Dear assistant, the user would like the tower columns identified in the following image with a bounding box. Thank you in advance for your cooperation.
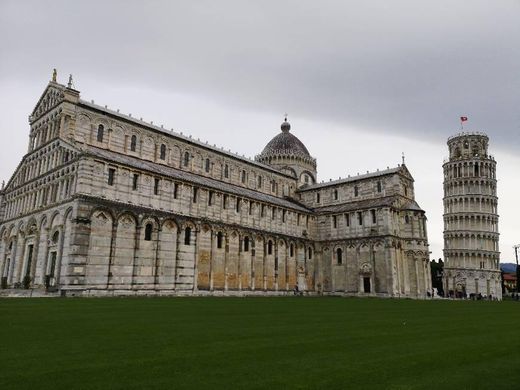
[442,132,501,300]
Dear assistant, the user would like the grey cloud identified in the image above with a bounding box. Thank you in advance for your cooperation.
[1,0,519,149]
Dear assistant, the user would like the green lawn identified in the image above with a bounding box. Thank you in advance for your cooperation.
[1,297,518,390]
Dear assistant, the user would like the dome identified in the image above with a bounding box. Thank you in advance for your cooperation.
[260,120,310,157]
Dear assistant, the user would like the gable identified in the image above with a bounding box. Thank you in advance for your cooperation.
[30,83,66,123]
[398,165,414,181]
[3,139,80,193]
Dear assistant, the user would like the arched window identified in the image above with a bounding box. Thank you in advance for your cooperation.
[308,247,313,259]
[217,232,223,249]
[243,236,249,252]
[354,186,359,197]
[52,231,59,244]
[144,223,153,241]
[316,193,320,203]
[241,170,247,184]
[267,240,273,255]
[336,248,343,265]
[405,215,410,224]
[97,125,104,142]
[290,244,294,257]
[257,175,262,188]
[130,135,137,152]
[205,158,210,173]
[183,152,190,167]
[160,144,166,160]
[184,227,192,245]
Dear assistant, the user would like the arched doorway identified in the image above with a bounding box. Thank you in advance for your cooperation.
[360,263,372,294]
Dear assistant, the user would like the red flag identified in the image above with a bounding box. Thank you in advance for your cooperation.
[460,116,468,122]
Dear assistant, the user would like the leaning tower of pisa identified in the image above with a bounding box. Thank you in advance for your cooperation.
[442,132,501,299]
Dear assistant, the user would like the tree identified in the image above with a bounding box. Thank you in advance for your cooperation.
[430,258,444,296]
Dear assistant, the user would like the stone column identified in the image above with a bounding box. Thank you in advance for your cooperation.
[14,235,25,284]
[274,241,279,291]
[224,233,229,291]
[237,234,242,291]
[153,225,162,289]
[192,225,200,293]
[106,219,118,289]
[395,246,402,296]
[262,239,267,291]
[209,230,214,291]
[251,239,256,291]
[131,224,142,289]
[285,244,289,291]
[413,257,420,297]
[54,226,67,288]
[40,227,51,285]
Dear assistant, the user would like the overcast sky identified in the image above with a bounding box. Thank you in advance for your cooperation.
[1,0,519,261]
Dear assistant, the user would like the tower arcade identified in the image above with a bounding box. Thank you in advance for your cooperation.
[442,132,501,299]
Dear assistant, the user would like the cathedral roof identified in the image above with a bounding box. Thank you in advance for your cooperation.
[298,165,414,192]
[81,145,313,213]
[313,196,396,214]
[313,196,424,214]
[259,120,311,158]
[402,199,424,212]
[77,99,296,179]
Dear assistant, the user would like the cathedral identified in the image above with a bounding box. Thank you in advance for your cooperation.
[0,73,432,297]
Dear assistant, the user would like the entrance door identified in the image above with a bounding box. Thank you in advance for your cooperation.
[49,252,57,287]
[25,244,34,278]
[1,258,9,288]
[363,277,371,293]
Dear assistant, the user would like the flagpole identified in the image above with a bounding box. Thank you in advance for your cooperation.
[460,116,467,131]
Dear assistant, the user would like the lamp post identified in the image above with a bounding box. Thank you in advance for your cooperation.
[515,245,520,293]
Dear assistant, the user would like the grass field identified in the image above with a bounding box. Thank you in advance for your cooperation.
[1,297,519,390]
